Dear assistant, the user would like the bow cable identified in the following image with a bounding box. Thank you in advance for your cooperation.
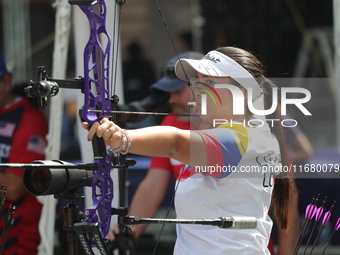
[111,1,125,99]
[150,1,202,254]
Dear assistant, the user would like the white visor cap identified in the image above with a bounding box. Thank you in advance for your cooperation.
[174,50,262,102]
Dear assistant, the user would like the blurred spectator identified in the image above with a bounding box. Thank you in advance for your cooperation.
[175,31,193,52]
[60,90,81,161]
[123,41,156,104]
[0,55,48,254]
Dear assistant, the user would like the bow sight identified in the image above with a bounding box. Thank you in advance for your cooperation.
[25,66,84,111]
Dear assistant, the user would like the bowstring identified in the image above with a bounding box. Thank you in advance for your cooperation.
[151,1,200,254]
[109,2,131,254]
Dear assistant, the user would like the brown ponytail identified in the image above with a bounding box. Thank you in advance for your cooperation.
[263,79,293,230]
[216,46,292,230]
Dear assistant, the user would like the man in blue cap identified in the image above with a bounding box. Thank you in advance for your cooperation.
[150,51,204,121]
[0,55,48,255]
[107,51,204,241]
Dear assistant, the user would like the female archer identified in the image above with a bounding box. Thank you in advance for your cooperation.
[83,46,292,254]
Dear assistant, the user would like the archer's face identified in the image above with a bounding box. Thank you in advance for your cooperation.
[193,73,247,125]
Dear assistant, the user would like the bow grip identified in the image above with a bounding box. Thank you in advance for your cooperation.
[80,107,107,160]
[92,134,107,160]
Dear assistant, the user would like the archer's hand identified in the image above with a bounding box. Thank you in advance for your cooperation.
[82,117,125,149]
[106,224,120,241]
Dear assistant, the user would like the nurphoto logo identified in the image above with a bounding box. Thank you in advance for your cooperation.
[200,85,311,116]
[197,83,311,128]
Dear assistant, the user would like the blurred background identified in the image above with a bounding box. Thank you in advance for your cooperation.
[0,0,338,254]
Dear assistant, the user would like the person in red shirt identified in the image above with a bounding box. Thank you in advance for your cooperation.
[0,55,48,255]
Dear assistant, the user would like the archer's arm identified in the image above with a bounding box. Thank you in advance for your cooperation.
[83,118,207,167]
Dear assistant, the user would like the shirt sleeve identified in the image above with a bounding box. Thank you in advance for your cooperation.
[149,157,172,170]
[195,124,248,178]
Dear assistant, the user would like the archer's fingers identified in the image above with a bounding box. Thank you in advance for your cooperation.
[87,118,118,142]
[100,121,125,149]
[86,121,101,141]
[96,119,113,138]
[105,229,116,241]
[81,122,89,130]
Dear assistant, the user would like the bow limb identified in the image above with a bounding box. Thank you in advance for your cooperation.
[79,1,111,124]
[72,0,114,238]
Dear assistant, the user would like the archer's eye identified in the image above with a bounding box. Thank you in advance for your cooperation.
[206,79,215,86]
